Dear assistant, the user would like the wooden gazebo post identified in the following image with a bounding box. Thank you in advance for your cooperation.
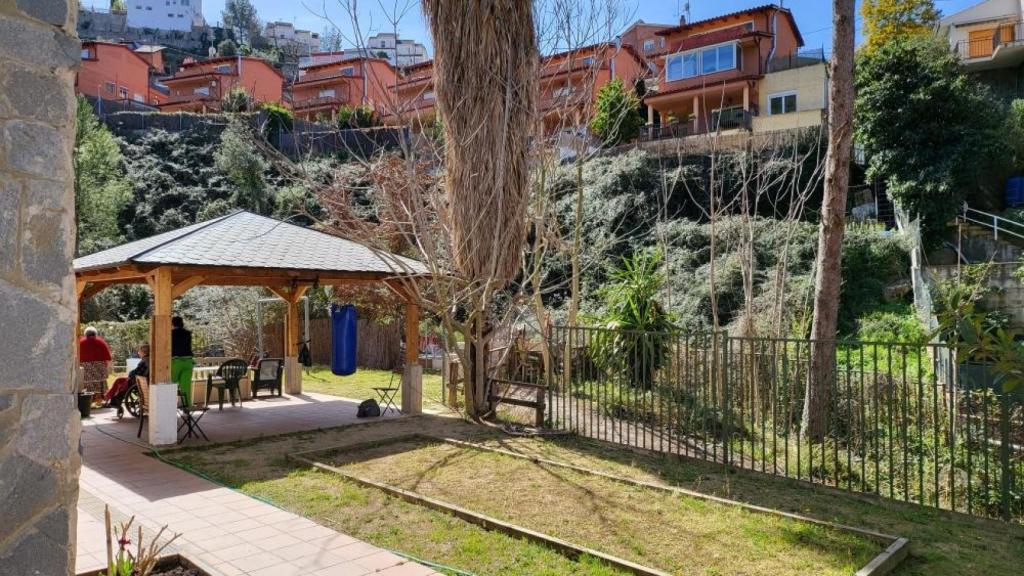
[402,299,422,414]
[268,284,309,395]
[147,266,178,445]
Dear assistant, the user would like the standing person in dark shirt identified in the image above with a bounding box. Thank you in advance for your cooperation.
[171,316,194,404]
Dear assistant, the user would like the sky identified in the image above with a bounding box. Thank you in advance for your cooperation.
[199,0,990,55]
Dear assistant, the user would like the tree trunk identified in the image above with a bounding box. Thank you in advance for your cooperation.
[804,0,855,442]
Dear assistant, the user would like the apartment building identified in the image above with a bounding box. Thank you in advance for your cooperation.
[939,0,1024,101]
[127,0,204,32]
[365,33,429,66]
[290,58,397,121]
[642,4,827,140]
[160,56,285,112]
[538,42,648,134]
[76,41,166,105]
[382,60,435,129]
[266,22,322,55]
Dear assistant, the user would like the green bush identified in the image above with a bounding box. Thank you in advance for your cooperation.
[589,78,644,146]
[588,249,676,388]
[335,105,378,129]
[260,102,293,140]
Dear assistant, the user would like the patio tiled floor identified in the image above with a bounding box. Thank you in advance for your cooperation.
[75,392,439,576]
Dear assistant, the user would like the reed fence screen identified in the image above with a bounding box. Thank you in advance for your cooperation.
[547,325,1024,522]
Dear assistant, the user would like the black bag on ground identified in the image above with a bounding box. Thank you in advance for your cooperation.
[357,399,381,418]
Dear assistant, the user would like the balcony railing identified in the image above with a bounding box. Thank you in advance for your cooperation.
[767,48,826,73]
[296,69,358,84]
[292,95,348,110]
[955,21,1024,60]
[639,109,753,141]
[162,92,219,106]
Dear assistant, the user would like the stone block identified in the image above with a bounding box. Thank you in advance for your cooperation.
[16,0,69,27]
[0,505,72,576]
[22,201,71,291]
[0,280,75,393]
[0,64,75,126]
[16,394,75,463]
[1,121,71,181]
[0,453,59,542]
[0,13,79,70]
[0,177,19,275]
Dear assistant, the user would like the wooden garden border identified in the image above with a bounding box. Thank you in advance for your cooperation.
[288,433,910,576]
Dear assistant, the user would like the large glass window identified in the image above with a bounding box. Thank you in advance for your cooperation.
[666,43,736,81]
[665,52,698,81]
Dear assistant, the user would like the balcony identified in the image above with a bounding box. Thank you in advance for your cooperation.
[292,95,348,111]
[295,68,358,85]
[639,108,753,141]
[955,21,1024,70]
[161,92,220,107]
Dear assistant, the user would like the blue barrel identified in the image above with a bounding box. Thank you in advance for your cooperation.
[1006,177,1024,207]
[330,304,358,376]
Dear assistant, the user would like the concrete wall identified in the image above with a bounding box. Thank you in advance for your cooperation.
[752,61,827,132]
[0,0,82,574]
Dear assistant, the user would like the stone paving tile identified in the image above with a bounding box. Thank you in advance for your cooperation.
[75,393,428,576]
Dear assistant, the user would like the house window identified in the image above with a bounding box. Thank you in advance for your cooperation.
[643,39,655,52]
[341,67,355,76]
[181,0,189,5]
[318,88,336,98]
[104,81,115,93]
[665,51,698,81]
[215,64,232,73]
[552,85,574,97]
[701,44,736,75]
[665,42,736,82]
[118,87,129,99]
[193,86,209,95]
[423,90,435,101]
[582,56,595,66]
[768,91,798,115]
[81,48,93,59]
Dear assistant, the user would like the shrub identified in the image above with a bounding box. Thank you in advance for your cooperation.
[588,249,676,388]
[259,102,293,140]
[220,88,252,113]
[335,105,377,129]
[589,78,644,146]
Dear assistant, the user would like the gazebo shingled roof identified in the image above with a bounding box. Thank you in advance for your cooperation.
[74,210,427,276]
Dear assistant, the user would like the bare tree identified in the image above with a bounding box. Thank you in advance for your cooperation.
[805,0,856,441]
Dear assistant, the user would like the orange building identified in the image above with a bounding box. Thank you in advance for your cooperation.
[160,56,285,113]
[642,4,805,137]
[76,41,162,105]
[619,20,674,58]
[290,58,397,121]
[382,60,435,129]
[538,42,648,134]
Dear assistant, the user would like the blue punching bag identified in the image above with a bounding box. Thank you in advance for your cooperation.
[330,304,358,376]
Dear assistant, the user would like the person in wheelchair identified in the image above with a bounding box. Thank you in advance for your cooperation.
[107,343,149,418]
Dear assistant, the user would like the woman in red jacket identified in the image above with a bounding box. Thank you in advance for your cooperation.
[79,326,112,401]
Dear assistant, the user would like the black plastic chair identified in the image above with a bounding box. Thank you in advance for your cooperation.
[205,359,248,411]
[251,358,284,399]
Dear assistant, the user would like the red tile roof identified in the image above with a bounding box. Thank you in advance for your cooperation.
[655,4,804,47]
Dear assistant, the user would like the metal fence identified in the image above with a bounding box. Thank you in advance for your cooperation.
[547,325,1024,522]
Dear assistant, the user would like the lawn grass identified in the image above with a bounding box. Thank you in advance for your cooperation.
[162,414,1024,576]
[301,366,449,411]
[317,438,881,575]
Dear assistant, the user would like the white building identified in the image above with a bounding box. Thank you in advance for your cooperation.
[365,33,428,66]
[939,0,1024,70]
[126,0,204,32]
[266,22,322,55]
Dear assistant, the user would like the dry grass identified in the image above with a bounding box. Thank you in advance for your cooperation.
[318,438,880,576]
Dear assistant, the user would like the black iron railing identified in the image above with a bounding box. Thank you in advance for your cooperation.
[546,325,1024,523]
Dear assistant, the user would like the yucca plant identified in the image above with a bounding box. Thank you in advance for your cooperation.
[590,249,676,389]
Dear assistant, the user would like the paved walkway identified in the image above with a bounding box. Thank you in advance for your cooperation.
[76,392,440,576]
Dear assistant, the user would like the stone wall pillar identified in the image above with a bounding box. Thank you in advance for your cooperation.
[0,1,82,575]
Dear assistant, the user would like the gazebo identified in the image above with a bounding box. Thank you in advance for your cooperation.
[74,210,428,444]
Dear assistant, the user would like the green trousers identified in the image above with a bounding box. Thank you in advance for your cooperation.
[171,357,194,405]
